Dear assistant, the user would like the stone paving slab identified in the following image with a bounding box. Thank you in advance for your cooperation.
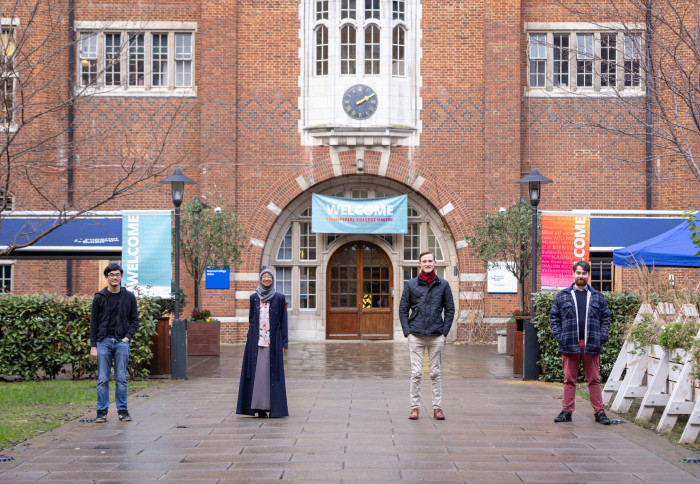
[1,342,700,482]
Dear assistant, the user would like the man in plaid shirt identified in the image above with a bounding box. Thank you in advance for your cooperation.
[550,260,612,424]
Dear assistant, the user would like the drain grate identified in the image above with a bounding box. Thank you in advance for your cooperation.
[0,455,15,462]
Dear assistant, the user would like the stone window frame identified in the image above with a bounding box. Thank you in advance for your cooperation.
[525,22,645,97]
[75,21,197,97]
[262,177,457,321]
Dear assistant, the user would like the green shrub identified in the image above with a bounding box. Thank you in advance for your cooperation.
[657,319,699,351]
[534,291,641,383]
[628,314,661,353]
[0,293,161,380]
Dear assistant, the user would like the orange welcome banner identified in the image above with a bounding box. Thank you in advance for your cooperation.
[541,215,590,289]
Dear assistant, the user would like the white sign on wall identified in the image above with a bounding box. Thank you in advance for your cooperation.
[487,261,518,294]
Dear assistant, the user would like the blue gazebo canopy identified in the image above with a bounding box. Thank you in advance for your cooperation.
[613,220,700,267]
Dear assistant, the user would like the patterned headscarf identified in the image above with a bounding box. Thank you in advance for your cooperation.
[255,269,276,302]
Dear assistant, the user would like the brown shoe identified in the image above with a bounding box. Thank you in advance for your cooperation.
[434,408,445,420]
[408,408,419,420]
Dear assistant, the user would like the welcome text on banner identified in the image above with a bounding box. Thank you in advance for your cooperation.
[312,194,408,234]
[122,210,172,298]
[541,215,590,289]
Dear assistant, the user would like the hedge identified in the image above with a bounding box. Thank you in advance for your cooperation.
[533,291,642,383]
[0,294,161,380]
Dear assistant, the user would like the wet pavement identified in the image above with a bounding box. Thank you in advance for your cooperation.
[1,341,700,483]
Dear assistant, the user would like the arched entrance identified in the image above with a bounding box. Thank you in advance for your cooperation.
[326,242,393,339]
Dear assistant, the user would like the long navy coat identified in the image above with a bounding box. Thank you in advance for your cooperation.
[236,292,289,417]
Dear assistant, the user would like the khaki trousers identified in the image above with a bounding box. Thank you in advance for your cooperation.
[408,334,445,409]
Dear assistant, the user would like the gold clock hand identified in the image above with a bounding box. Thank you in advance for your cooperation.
[356,92,376,105]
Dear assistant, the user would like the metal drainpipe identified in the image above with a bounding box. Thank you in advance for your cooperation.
[645,0,653,210]
[66,0,75,295]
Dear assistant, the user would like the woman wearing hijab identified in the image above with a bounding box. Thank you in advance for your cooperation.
[236,269,289,418]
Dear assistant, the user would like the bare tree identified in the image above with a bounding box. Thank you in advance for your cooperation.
[531,1,700,187]
[0,1,197,256]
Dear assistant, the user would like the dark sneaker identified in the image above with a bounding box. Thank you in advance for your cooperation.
[95,412,107,423]
[554,410,572,423]
[118,411,132,421]
[595,411,611,425]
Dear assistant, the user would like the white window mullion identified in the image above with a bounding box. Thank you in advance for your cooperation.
[167,32,174,90]
[145,33,153,90]
[593,32,601,91]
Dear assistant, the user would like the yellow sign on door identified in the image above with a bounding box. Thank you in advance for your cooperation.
[362,294,372,309]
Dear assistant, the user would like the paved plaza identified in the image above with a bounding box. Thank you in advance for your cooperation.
[1,342,700,482]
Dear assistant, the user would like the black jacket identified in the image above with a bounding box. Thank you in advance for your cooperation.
[399,276,455,337]
[89,287,139,347]
[236,292,289,418]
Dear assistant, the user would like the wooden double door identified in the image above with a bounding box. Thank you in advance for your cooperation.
[326,242,393,339]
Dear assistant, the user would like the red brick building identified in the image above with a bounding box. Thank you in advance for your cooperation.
[2,1,698,342]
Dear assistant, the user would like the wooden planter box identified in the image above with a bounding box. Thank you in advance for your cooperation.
[187,320,221,356]
[147,316,171,375]
[512,315,529,376]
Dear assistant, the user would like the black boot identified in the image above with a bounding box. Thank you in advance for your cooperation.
[554,410,572,422]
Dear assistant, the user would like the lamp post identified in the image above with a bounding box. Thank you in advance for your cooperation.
[161,168,195,380]
[517,168,553,381]
[192,196,209,311]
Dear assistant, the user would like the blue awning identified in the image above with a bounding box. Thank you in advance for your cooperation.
[590,217,682,250]
[613,221,700,267]
[0,217,121,253]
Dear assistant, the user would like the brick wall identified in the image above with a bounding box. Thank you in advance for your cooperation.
[5,1,699,344]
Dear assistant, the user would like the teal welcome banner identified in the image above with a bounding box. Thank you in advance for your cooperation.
[312,194,408,234]
[122,210,172,298]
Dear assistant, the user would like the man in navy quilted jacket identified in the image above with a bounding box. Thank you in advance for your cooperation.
[399,251,455,421]
[550,260,612,424]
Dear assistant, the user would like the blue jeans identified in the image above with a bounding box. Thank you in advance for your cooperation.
[96,338,130,413]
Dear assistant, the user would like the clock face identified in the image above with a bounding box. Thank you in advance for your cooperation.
[342,84,378,120]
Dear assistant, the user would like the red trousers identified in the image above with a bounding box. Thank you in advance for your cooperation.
[561,340,604,414]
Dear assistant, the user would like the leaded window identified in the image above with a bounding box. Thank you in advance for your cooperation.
[341,25,357,75]
[175,33,192,87]
[553,33,569,87]
[393,0,405,21]
[315,26,328,76]
[104,33,121,87]
[299,222,317,260]
[128,34,145,86]
[77,27,194,93]
[601,33,616,87]
[365,0,380,20]
[365,24,380,75]
[427,225,444,261]
[299,267,317,309]
[392,26,405,76]
[624,34,642,87]
[277,226,293,260]
[316,0,329,20]
[0,264,11,292]
[79,32,98,87]
[576,33,593,87]
[152,33,168,87]
[403,222,420,261]
[529,33,546,88]
[341,0,356,20]
[275,267,292,308]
